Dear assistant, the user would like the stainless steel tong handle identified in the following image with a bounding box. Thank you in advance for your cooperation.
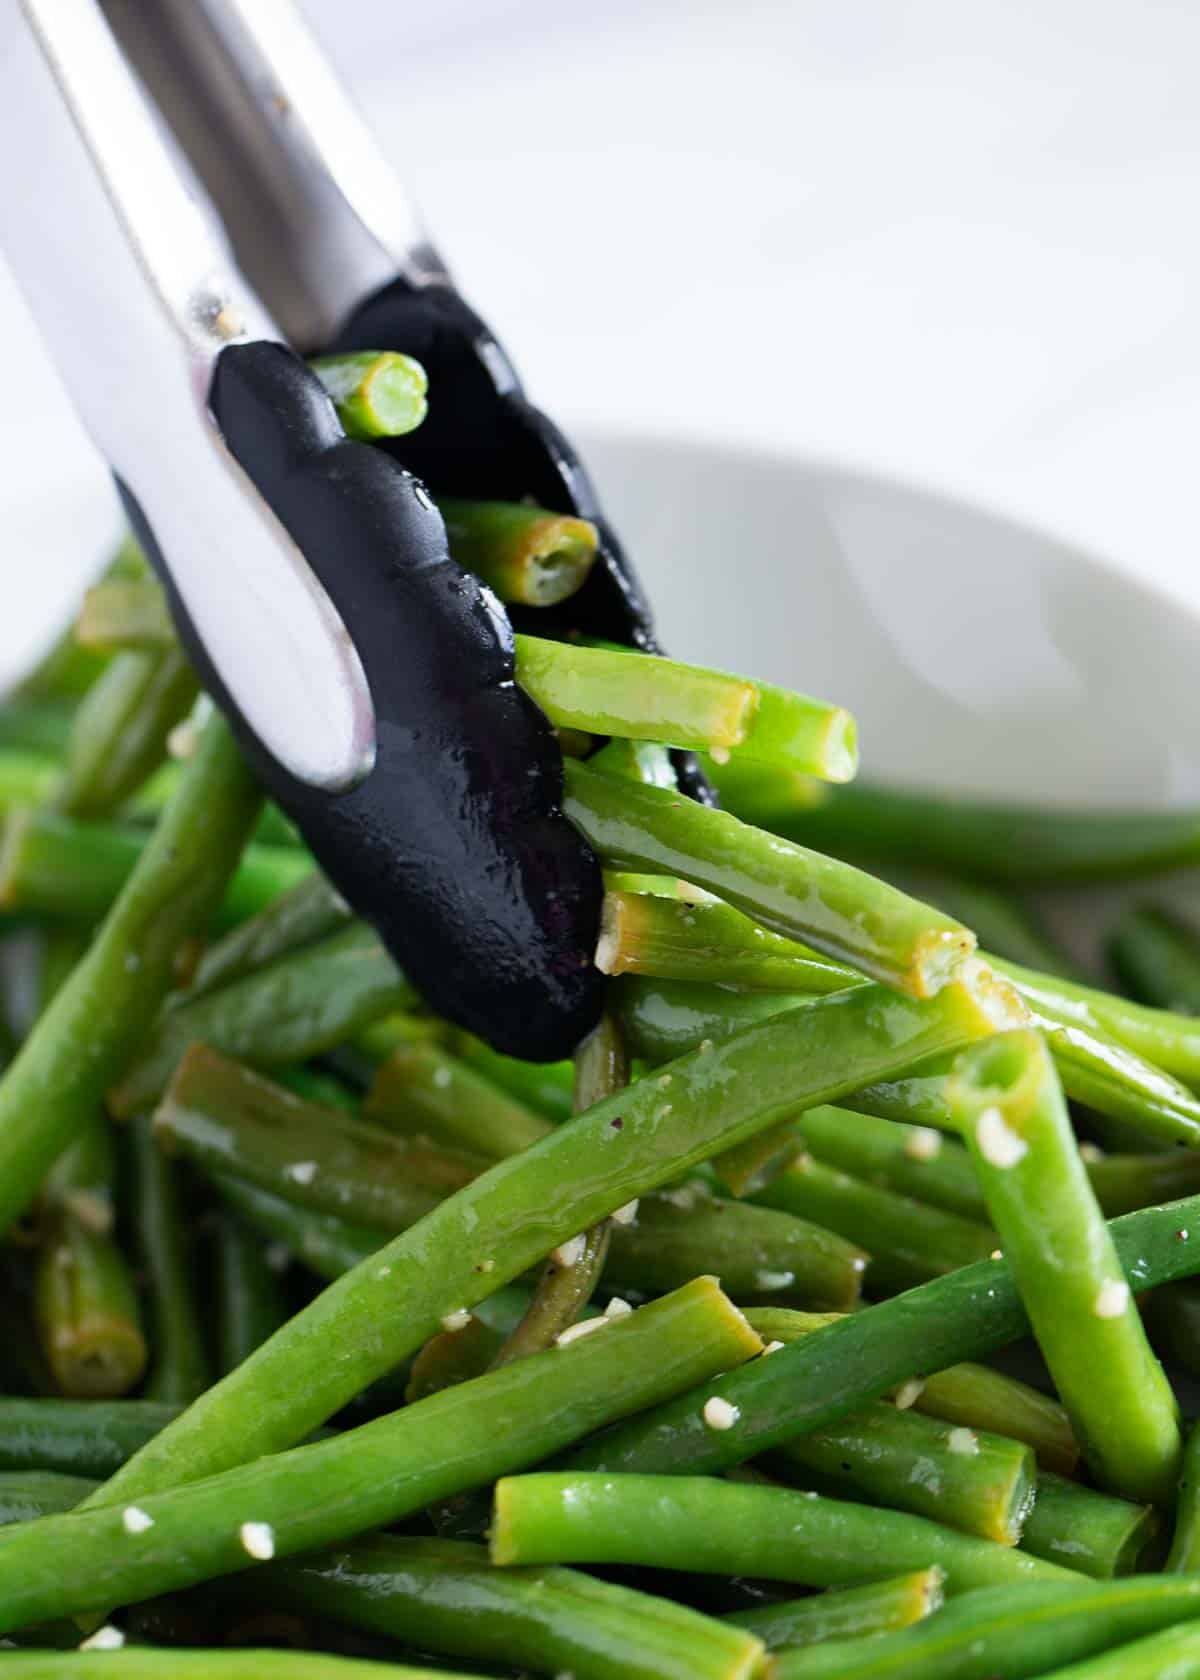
[1,0,376,791]
[101,0,451,351]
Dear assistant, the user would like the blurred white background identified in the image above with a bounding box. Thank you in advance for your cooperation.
[2,0,1198,674]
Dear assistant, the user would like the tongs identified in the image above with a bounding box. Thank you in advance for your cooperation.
[0,0,705,1060]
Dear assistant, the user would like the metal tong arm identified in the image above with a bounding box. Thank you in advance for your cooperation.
[101,0,449,352]
[2,0,375,792]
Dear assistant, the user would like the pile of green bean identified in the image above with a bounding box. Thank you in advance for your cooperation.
[6,363,1200,1676]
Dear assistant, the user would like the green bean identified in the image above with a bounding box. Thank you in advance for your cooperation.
[403,1293,536,1405]
[34,1206,145,1398]
[794,1105,986,1220]
[776,780,1200,882]
[1109,905,1200,1013]
[517,637,857,779]
[769,1401,1036,1543]
[0,700,73,758]
[87,972,1010,1509]
[0,716,261,1236]
[771,1576,1200,1680]
[489,1473,1070,1592]
[489,1015,627,1368]
[609,1183,868,1310]
[271,1065,359,1113]
[698,753,833,825]
[994,956,1200,1087]
[110,925,414,1118]
[212,1175,380,1282]
[447,1032,575,1121]
[614,901,1200,1145]
[155,1045,478,1230]
[32,925,146,1400]
[557,1193,1200,1482]
[957,1032,1180,1504]
[636,968,1200,1149]
[915,1367,1079,1476]
[711,1117,806,1198]
[0,1399,179,1478]
[309,349,428,439]
[0,1656,476,1679]
[1025,1472,1160,1578]
[255,1534,765,1680]
[124,763,301,851]
[754,1154,997,1295]
[588,736,678,788]
[861,1024,1200,1156]
[725,1568,945,1649]
[0,747,61,811]
[437,497,599,608]
[127,1117,209,1406]
[0,1259,57,1399]
[1035,1621,1200,1678]
[1087,1151,1200,1216]
[182,873,353,1002]
[743,1305,1080,1474]
[0,1280,760,1633]
[596,888,860,991]
[211,1214,288,1376]
[54,648,198,820]
[181,1051,864,1313]
[76,576,177,652]
[339,1009,447,1079]
[0,805,307,930]
[602,876,1078,997]
[1167,1417,1200,1572]
[601,886,1200,1144]
[407,1316,505,1402]
[613,974,809,1063]
[517,637,756,755]
[802,1108,1200,1225]
[11,623,107,704]
[1144,1280,1200,1379]
[365,1040,552,1158]
[12,560,117,704]
[564,762,977,996]
[1028,1009,1200,1150]
[0,1468,95,1526]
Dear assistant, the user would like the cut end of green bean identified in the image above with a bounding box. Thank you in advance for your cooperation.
[0,806,35,911]
[44,1318,147,1399]
[949,1026,1050,1122]
[725,1565,946,1649]
[310,350,428,440]
[489,511,598,607]
[438,499,600,608]
[912,934,985,1001]
[76,579,176,653]
[728,701,858,785]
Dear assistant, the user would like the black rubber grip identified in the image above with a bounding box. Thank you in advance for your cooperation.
[126,340,605,1062]
[331,280,715,806]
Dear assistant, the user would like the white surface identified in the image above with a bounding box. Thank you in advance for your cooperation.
[1,0,1197,738]
[588,430,1200,808]
[305,0,1200,611]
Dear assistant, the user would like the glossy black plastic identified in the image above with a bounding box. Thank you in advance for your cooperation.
[125,341,605,1061]
[332,280,713,804]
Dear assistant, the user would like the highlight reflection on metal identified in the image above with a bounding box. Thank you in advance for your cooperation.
[101,0,450,351]
[1,0,376,793]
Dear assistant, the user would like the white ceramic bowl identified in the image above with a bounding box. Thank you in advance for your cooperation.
[581,430,1200,812]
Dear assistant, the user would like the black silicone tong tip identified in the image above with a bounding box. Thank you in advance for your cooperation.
[332,279,716,806]
[132,341,605,1062]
